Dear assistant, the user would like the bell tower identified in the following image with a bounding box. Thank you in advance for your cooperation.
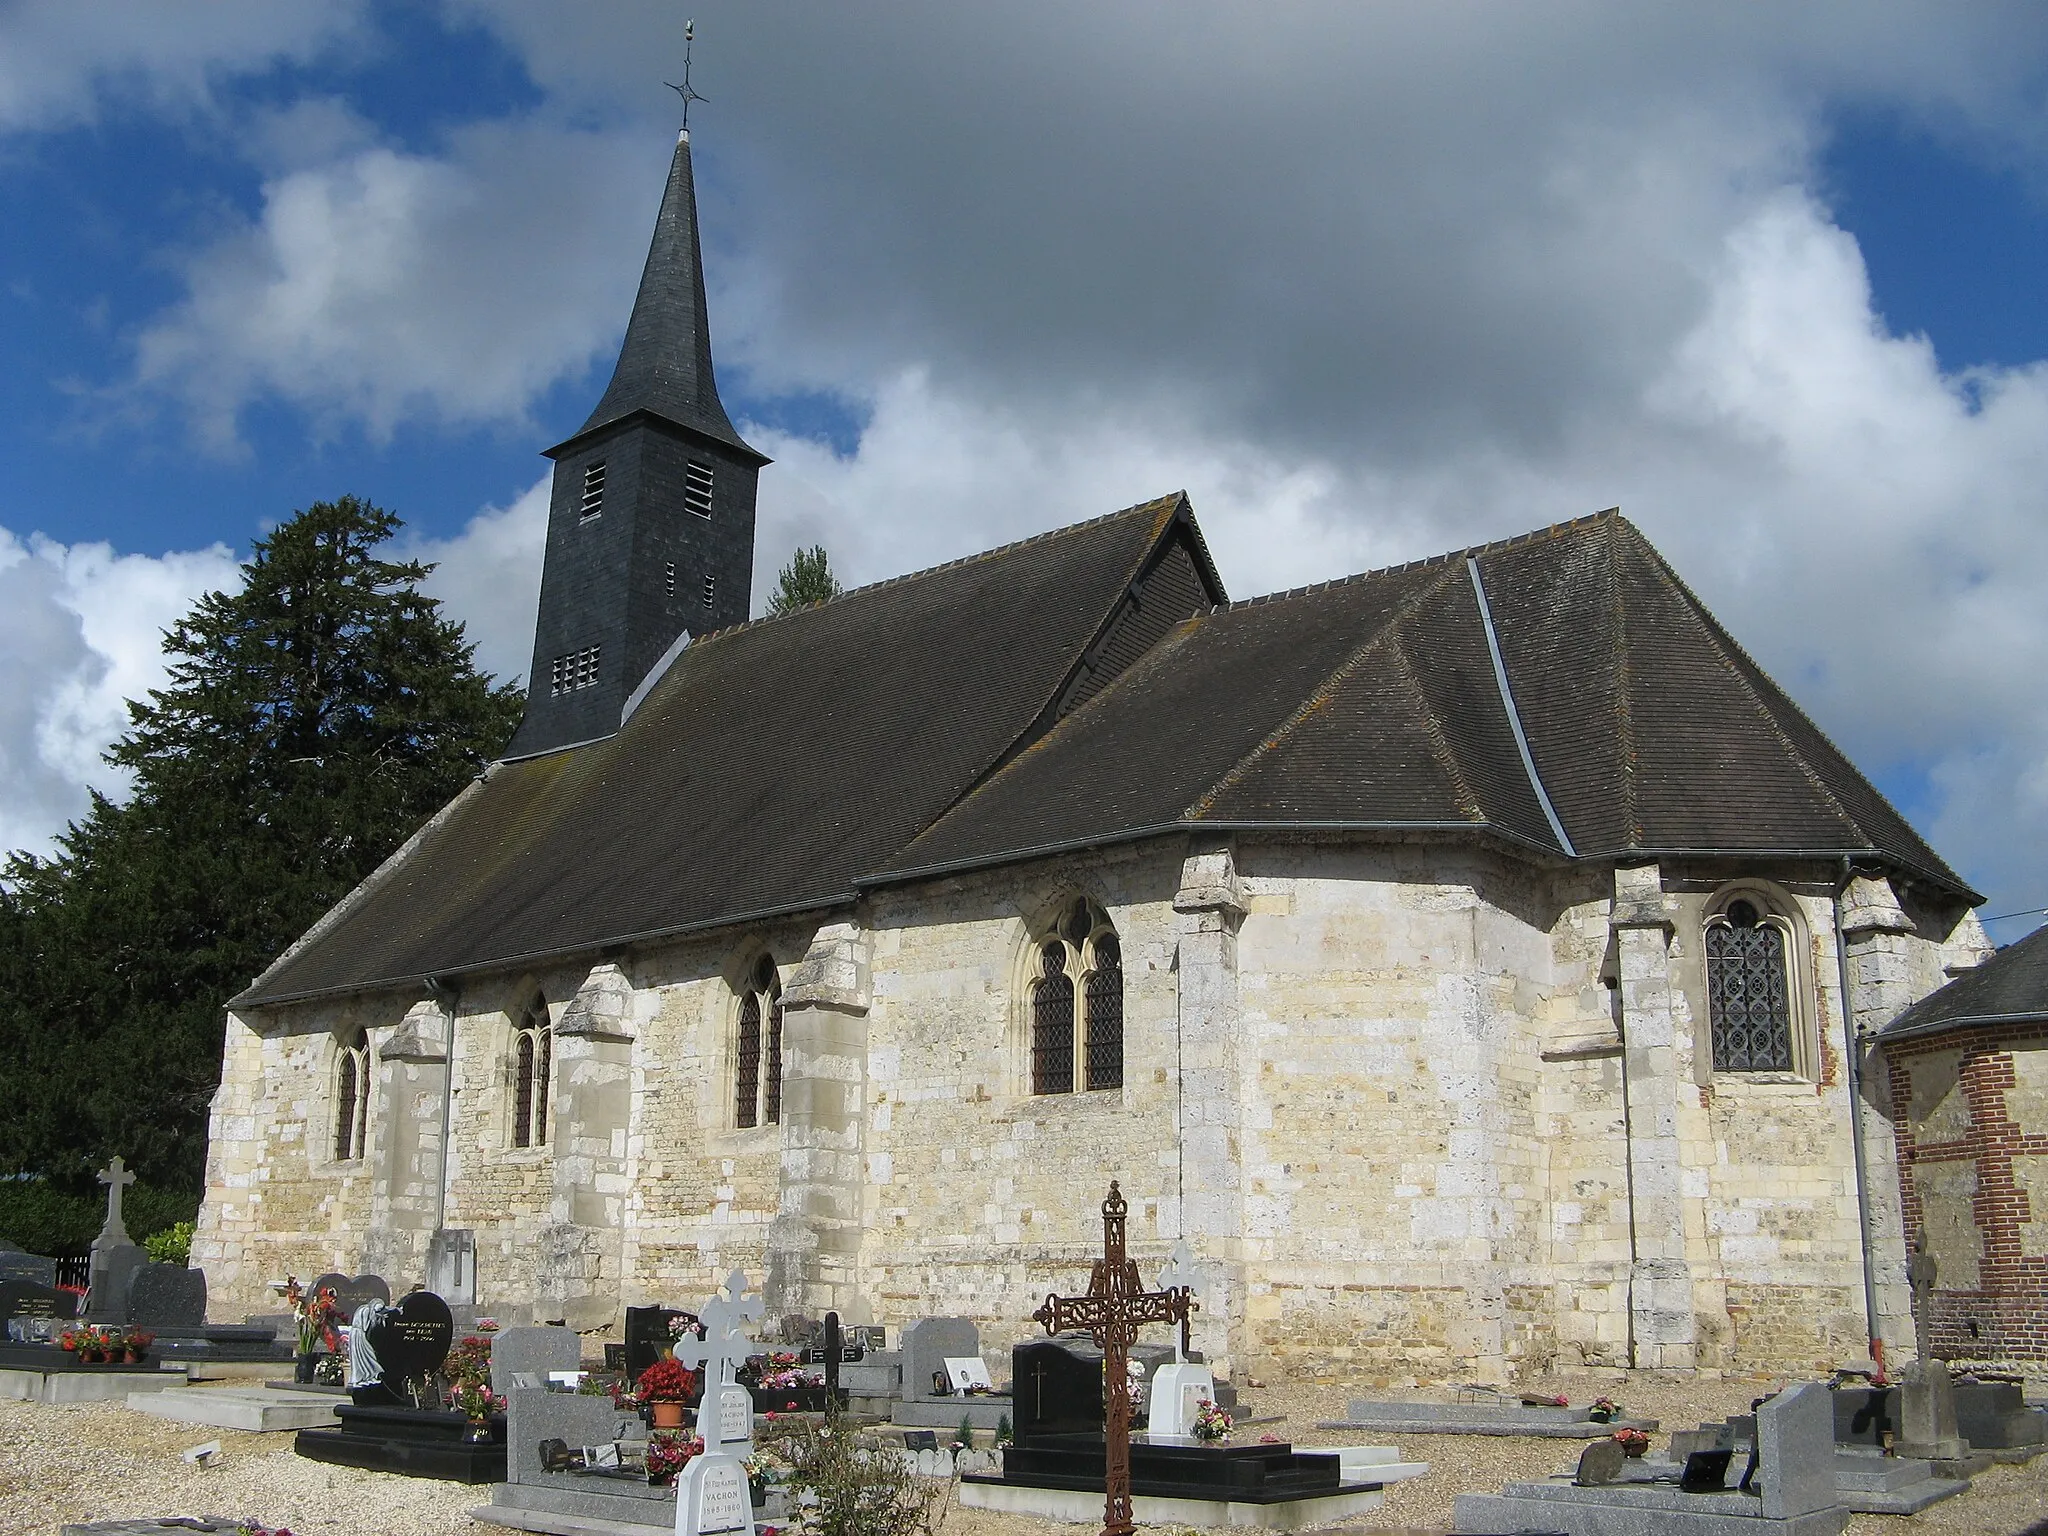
[506,124,769,759]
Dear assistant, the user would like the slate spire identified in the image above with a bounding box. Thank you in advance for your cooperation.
[507,125,769,761]
[556,128,759,460]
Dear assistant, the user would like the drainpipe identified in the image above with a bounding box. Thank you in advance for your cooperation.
[1832,859,1886,1384]
[426,976,459,1235]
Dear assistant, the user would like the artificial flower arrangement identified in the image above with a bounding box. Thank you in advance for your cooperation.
[445,1332,496,1389]
[741,1351,821,1392]
[1612,1427,1651,1457]
[742,1448,784,1503]
[57,1323,151,1362]
[447,1379,507,1422]
[667,1312,702,1342]
[1191,1398,1233,1443]
[1520,1392,1569,1408]
[276,1277,342,1356]
[645,1431,704,1486]
[1589,1396,1622,1423]
[235,1524,295,1536]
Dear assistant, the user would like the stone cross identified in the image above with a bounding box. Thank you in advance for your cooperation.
[1034,1182,1193,1536]
[1155,1241,1202,1363]
[96,1157,136,1246]
[1908,1232,1938,1363]
[672,1270,764,1392]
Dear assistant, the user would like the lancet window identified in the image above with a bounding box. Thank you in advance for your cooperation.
[735,954,784,1129]
[1705,895,1797,1073]
[332,1028,371,1162]
[1030,898,1123,1095]
[512,998,552,1149]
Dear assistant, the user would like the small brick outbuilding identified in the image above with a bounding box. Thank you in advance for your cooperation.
[1879,922,2048,1365]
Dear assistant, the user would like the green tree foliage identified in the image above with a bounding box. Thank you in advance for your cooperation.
[0,497,523,1207]
[767,544,843,615]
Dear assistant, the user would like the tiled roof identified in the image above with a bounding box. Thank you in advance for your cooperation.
[1880,923,2048,1041]
[238,496,1206,1005]
[237,501,1971,1008]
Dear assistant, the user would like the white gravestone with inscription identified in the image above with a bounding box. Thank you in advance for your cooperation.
[675,1270,764,1536]
[1147,1241,1215,1439]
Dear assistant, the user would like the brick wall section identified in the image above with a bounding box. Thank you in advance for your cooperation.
[1885,1023,2048,1364]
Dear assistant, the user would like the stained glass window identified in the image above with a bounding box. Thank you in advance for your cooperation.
[1707,899,1794,1071]
[736,991,762,1128]
[333,1030,369,1161]
[1084,934,1124,1091]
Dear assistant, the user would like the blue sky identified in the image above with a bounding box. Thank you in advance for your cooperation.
[2,3,2046,939]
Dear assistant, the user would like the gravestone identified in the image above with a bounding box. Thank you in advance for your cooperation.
[126,1263,207,1328]
[310,1271,391,1320]
[489,1325,582,1392]
[427,1229,476,1305]
[677,1448,754,1536]
[364,1290,453,1397]
[1572,1439,1624,1486]
[1,1277,81,1335]
[625,1304,695,1380]
[0,1241,57,1287]
[900,1316,980,1402]
[84,1157,146,1324]
[1756,1383,1839,1519]
[1953,1379,2048,1451]
[1013,1337,1105,1442]
[822,1311,842,1395]
[672,1272,762,1452]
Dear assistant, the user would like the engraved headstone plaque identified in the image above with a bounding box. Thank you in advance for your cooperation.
[677,1451,754,1536]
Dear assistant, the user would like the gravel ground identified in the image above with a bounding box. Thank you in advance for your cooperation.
[3,1374,2044,1536]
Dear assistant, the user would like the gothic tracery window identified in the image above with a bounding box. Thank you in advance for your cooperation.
[735,954,783,1128]
[332,1028,370,1162]
[1030,898,1123,1095]
[1706,896,1796,1072]
[513,998,552,1149]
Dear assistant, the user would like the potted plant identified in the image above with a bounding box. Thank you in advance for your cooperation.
[636,1357,696,1429]
[1613,1428,1651,1458]
[1191,1398,1233,1444]
[447,1379,507,1443]
[1589,1396,1621,1424]
[280,1278,340,1383]
[124,1328,155,1364]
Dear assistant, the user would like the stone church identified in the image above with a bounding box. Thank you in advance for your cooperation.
[194,119,1995,1383]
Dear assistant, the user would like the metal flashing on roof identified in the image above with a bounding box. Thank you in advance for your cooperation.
[1466,556,1576,857]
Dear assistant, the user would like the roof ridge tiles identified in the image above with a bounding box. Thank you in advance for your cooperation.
[1220,506,1620,612]
[683,493,1184,647]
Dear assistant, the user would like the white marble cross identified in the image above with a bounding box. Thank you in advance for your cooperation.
[1156,1240,1202,1362]
[672,1269,765,1390]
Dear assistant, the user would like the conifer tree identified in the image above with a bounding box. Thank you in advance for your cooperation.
[0,497,523,1209]
[768,544,843,615]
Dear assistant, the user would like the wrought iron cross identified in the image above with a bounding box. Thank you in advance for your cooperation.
[1034,1182,1192,1536]
[665,18,708,133]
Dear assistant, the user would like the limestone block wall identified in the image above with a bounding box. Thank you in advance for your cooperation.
[1885,1025,2048,1365]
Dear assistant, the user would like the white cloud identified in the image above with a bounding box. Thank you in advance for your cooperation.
[0,527,239,863]
[0,1,364,132]
[131,117,666,452]
[406,477,550,691]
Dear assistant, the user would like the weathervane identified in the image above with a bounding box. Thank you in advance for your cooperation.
[665,18,707,132]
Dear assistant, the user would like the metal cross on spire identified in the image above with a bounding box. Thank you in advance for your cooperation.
[1034,1182,1193,1536]
[665,18,708,133]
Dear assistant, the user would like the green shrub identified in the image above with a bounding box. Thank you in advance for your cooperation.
[144,1219,195,1265]
[0,1178,200,1254]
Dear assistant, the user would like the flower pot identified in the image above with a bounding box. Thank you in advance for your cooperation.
[652,1401,686,1429]
[127,1349,147,1364]
[463,1417,493,1445]
[294,1352,318,1384]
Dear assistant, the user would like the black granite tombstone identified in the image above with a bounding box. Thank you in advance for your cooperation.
[361,1289,453,1403]
[823,1311,842,1395]
[1954,1380,2048,1450]
[126,1263,207,1328]
[623,1304,694,1381]
[1832,1384,1899,1448]
[0,1277,81,1338]
[0,1242,57,1287]
[1013,1337,1105,1443]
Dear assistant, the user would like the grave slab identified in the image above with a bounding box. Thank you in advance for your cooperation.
[898,1317,981,1402]
[491,1326,584,1393]
[126,1384,342,1432]
[959,1479,1385,1531]
[1323,1399,1658,1437]
[475,1482,673,1536]
[0,1364,186,1403]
